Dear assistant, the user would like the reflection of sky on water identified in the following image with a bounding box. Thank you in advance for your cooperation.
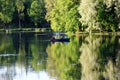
[0,66,56,80]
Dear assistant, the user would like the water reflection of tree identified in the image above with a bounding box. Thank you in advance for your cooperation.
[103,36,120,80]
[30,37,44,71]
[79,35,120,80]
[15,33,50,72]
[16,33,28,75]
[46,36,81,80]
[0,33,16,65]
[0,33,16,80]
[30,35,49,71]
[80,35,103,80]
[0,33,51,80]
[0,33,15,54]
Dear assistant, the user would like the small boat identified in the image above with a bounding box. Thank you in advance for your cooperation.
[51,38,70,42]
[51,32,70,42]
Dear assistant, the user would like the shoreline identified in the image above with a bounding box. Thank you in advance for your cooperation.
[0,28,52,33]
[0,28,120,36]
[76,32,120,35]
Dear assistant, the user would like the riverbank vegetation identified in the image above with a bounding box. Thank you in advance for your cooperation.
[0,0,120,33]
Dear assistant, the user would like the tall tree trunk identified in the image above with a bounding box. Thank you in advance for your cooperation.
[18,11,21,28]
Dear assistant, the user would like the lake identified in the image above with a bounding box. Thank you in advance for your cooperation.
[0,32,120,80]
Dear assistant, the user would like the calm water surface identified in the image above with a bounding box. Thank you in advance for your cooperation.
[0,32,120,80]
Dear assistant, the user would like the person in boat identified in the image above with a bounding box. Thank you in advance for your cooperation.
[56,32,59,36]
[55,32,60,39]
[51,36,55,40]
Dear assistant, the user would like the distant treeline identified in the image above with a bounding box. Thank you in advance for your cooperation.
[0,0,48,28]
[0,0,120,33]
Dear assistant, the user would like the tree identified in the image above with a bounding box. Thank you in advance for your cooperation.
[78,0,120,32]
[78,0,99,32]
[96,0,119,32]
[29,0,46,27]
[45,0,80,33]
[0,0,15,27]
[44,0,55,21]
[15,0,25,28]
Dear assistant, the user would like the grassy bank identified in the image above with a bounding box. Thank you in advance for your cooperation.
[1,28,120,36]
[76,31,120,36]
[0,28,52,33]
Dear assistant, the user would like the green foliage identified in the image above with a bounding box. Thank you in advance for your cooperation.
[0,0,120,33]
[78,0,99,32]
[65,5,80,32]
[78,0,120,32]
[45,0,55,21]
[45,0,80,33]
[29,0,46,27]
[16,0,25,13]
[15,0,25,28]
[0,0,47,28]
[0,0,15,25]
[96,1,118,31]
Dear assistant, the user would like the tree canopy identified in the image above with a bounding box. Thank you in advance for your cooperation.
[0,0,15,26]
[29,0,46,27]
[78,0,120,32]
[0,0,120,33]
[45,0,80,33]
